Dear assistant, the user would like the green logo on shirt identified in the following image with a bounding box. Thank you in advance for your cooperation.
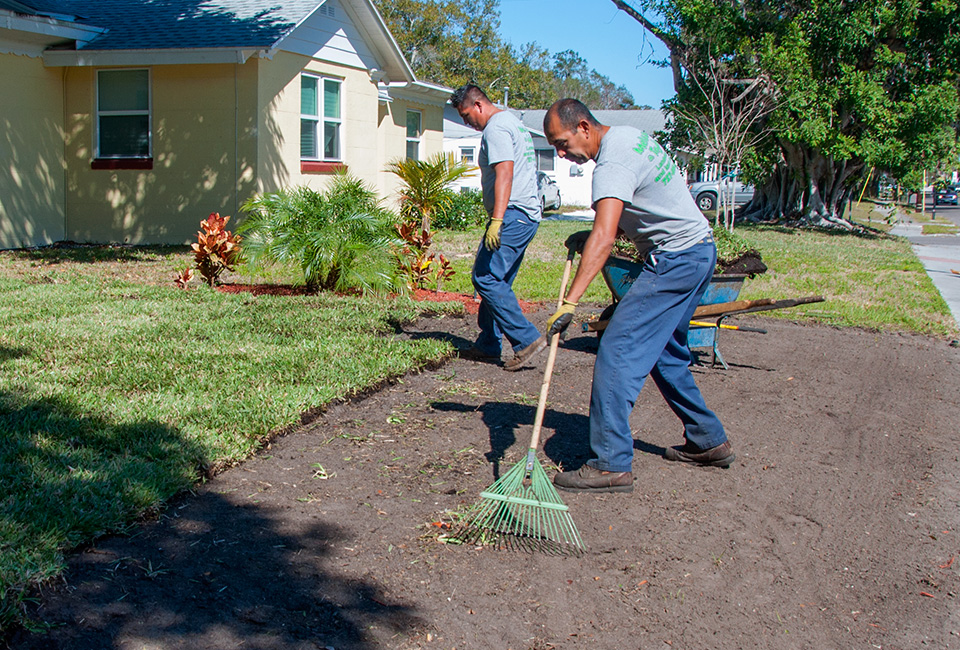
[519,125,536,164]
[634,134,678,186]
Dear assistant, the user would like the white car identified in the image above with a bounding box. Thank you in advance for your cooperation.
[688,175,755,211]
[537,172,561,211]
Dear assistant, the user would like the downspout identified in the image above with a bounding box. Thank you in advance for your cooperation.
[61,65,68,243]
[234,61,240,217]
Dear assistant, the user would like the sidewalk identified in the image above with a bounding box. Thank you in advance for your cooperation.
[889,218,960,330]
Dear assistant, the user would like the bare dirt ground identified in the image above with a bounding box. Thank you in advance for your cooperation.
[9,304,960,650]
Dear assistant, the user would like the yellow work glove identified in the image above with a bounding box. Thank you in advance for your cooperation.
[546,299,578,338]
[483,218,503,251]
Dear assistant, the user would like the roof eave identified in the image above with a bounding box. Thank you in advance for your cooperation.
[0,8,104,49]
[43,47,264,67]
[388,80,452,106]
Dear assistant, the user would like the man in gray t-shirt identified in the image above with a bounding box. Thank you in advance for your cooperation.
[450,84,546,371]
[540,98,733,493]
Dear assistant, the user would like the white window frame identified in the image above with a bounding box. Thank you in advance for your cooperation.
[459,146,475,164]
[300,73,343,162]
[536,148,555,172]
[95,68,151,159]
[405,110,422,161]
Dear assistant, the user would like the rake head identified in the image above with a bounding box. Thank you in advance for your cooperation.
[456,451,585,555]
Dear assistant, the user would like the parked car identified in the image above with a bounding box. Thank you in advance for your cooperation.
[537,171,561,211]
[935,186,958,205]
[688,174,755,211]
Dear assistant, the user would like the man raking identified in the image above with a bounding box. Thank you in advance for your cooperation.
[541,99,735,493]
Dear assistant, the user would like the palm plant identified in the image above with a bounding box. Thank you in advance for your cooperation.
[386,152,476,233]
[238,172,403,295]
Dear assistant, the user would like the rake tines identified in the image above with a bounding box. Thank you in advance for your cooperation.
[456,450,585,555]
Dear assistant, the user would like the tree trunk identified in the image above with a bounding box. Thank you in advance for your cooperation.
[741,141,864,229]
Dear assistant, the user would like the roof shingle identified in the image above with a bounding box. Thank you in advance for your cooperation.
[28,0,326,50]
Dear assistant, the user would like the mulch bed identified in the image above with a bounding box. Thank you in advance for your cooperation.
[216,284,541,315]
[216,283,316,297]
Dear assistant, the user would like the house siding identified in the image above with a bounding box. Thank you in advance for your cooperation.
[0,52,66,248]
[256,51,445,209]
[256,52,383,195]
[64,62,260,245]
[378,94,445,203]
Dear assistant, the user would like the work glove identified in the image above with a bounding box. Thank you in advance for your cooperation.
[564,230,591,254]
[483,218,503,251]
[546,299,578,338]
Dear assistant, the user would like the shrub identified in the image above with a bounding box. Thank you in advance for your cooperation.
[394,223,456,291]
[238,172,404,295]
[191,213,241,286]
[433,188,487,230]
[386,152,476,233]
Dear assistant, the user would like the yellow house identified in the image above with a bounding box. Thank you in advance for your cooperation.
[0,0,449,248]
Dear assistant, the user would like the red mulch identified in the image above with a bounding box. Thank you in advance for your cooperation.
[215,284,540,315]
[411,289,540,315]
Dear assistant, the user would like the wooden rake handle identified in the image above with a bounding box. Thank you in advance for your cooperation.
[527,249,576,453]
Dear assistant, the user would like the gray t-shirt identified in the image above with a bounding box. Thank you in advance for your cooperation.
[592,126,710,256]
[479,111,541,221]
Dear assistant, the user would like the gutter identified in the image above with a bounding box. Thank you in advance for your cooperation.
[387,80,453,106]
[43,47,264,67]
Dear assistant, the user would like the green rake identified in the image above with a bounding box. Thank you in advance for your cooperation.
[458,251,585,555]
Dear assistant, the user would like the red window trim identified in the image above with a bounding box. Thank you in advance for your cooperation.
[92,159,153,170]
[301,161,347,173]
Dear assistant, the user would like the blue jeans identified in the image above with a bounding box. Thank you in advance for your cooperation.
[588,238,726,472]
[472,208,541,355]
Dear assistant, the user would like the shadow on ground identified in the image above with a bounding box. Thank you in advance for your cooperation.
[11,488,425,650]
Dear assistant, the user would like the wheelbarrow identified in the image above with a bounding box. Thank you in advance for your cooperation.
[582,253,824,369]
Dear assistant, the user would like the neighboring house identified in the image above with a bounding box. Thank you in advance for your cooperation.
[513,109,678,208]
[0,0,449,249]
[443,107,686,209]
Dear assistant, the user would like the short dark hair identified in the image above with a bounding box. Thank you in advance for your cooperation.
[450,84,489,109]
[546,98,600,131]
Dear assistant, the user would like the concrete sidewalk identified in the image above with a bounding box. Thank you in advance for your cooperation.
[890,220,960,330]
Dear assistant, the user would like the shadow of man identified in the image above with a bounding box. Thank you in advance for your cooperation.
[430,400,592,478]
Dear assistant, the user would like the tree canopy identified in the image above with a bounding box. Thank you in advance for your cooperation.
[617,0,960,225]
[375,0,644,109]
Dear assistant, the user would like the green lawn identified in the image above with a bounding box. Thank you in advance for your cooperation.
[0,247,458,632]
[435,217,956,337]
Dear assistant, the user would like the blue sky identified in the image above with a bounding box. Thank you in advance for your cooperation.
[497,0,676,108]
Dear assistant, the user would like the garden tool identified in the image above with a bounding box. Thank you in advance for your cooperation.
[457,248,584,555]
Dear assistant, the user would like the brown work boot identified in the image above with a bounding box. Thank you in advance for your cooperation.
[665,440,736,468]
[503,335,547,371]
[553,464,634,493]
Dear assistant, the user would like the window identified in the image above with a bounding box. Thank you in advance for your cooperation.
[536,148,555,172]
[301,75,342,161]
[96,69,150,158]
[406,110,421,160]
[459,147,475,164]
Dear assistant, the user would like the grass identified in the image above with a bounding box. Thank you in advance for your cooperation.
[730,225,953,335]
[0,246,458,632]
[434,221,612,302]
[434,217,956,337]
[922,223,959,235]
